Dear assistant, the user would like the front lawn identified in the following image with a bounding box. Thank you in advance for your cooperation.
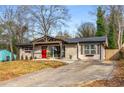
[0,60,65,81]
[81,60,124,87]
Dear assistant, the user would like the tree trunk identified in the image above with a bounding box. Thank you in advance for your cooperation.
[121,29,123,47]
[118,20,121,49]
[10,37,14,61]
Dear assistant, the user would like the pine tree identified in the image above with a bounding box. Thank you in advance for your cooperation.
[108,12,117,49]
[96,6,106,36]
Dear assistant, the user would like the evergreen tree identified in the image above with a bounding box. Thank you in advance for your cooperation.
[122,30,124,43]
[108,12,117,49]
[96,6,106,36]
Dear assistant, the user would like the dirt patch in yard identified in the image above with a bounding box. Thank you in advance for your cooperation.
[0,60,65,81]
[81,60,124,87]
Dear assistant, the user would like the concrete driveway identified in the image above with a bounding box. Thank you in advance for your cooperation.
[0,61,114,87]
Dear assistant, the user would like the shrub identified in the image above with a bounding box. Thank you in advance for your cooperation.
[34,56,37,59]
[21,55,24,60]
[25,56,28,60]
[47,51,51,58]
[69,55,72,59]
[119,48,124,59]
[30,56,33,60]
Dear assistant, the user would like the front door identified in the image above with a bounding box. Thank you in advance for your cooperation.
[42,49,47,58]
[42,46,47,58]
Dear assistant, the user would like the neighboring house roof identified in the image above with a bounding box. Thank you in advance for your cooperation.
[64,36,107,43]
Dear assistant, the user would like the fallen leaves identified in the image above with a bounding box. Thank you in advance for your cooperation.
[0,60,65,81]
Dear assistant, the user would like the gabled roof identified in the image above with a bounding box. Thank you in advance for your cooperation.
[32,35,65,43]
[64,36,107,43]
[16,36,108,47]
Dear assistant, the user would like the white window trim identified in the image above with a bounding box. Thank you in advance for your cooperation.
[84,44,97,55]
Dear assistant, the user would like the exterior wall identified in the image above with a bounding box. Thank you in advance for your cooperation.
[19,43,106,61]
[34,46,42,59]
[78,44,105,61]
[33,45,61,59]
[19,46,42,60]
[101,45,105,60]
[64,43,106,61]
[64,44,77,60]
[20,48,32,60]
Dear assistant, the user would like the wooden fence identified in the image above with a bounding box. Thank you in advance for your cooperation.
[105,49,120,60]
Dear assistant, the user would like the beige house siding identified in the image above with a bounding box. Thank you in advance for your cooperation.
[101,45,105,60]
[20,48,32,60]
[64,44,77,60]
[64,43,105,61]
[78,45,98,60]
[78,44,105,61]
[19,43,106,61]
[34,46,42,59]
[33,45,61,59]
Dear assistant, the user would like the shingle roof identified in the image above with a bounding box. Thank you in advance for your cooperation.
[16,36,107,47]
[64,36,107,43]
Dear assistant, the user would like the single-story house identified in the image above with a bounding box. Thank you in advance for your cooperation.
[0,50,16,62]
[17,35,108,61]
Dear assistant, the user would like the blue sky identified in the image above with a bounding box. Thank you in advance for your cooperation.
[0,5,98,37]
[65,5,98,37]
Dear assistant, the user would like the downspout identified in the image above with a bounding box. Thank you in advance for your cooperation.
[100,43,102,61]
[52,46,54,58]
[77,43,79,60]
[60,42,63,59]
[33,43,35,60]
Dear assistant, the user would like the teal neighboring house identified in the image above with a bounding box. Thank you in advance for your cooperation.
[0,50,16,62]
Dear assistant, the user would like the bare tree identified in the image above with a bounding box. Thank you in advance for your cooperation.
[29,5,70,40]
[0,6,15,60]
[106,6,124,49]
[13,6,30,43]
[76,22,96,38]
[56,30,71,39]
[0,6,30,60]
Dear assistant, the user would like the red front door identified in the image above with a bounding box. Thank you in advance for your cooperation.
[42,49,47,58]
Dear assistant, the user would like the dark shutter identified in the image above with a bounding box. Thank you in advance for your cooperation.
[97,44,100,54]
[81,45,83,55]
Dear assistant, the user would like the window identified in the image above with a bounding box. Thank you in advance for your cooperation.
[91,45,96,54]
[24,47,32,53]
[84,44,96,55]
[24,47,32,50]
[84,45,90,54]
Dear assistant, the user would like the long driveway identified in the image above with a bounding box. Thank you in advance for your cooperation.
[0,61,114,87]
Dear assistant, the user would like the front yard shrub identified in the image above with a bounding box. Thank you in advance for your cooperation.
[47,51,51,58]
[119,48,124,59]
[69,55,72,59]
[21,55,24,60]
[25,56,28,60]
[30,56,33,60]
[34,56,37,59]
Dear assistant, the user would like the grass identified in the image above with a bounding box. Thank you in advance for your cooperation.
[81,59,124,87]
[0,60,65,81]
